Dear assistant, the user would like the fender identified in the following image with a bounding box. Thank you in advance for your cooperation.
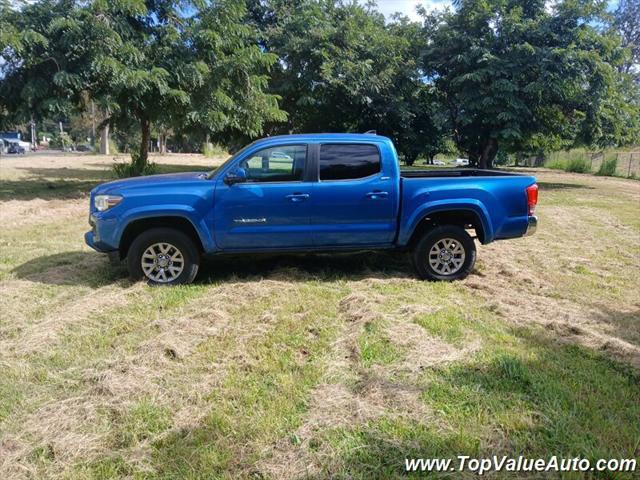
[398,198,494,246]
[112,205,216,252]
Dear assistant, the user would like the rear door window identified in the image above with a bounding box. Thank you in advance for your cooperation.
[319,144,380,180]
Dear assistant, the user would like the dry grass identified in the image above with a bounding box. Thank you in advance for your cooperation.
[0,155,638,479]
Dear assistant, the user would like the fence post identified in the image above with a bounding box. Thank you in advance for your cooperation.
[629,153,633,177]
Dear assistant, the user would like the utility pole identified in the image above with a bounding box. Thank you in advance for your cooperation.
[30,116,36,151]
[100,124,110,155]
[59,120,65,150]
[91,100,96,147]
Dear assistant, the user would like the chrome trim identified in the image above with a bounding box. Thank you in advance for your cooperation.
[233,218,267,224]
[524,215,538,236]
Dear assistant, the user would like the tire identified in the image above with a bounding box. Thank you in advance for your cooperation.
[411,225,476,281]
[127,228,200,285]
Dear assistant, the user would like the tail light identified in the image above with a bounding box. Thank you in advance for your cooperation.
[526,183,538,216]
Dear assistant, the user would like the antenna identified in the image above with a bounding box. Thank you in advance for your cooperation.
[364,130,377,135]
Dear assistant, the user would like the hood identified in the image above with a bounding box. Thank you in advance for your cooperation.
[93,171,208,194]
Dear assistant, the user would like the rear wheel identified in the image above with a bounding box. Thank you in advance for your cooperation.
[411,225,476,281]
[127,228,200,285]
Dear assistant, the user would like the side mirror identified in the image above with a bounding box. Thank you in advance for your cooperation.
[224,168,247,185]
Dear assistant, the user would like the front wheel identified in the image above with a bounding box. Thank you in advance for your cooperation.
[127,228,200,285]
[411,225,476,281]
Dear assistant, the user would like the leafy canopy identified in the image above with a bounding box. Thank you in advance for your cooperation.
[1,0,286,172]
[422,0,632,167]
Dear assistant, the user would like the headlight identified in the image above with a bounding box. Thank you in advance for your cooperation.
[94,194,123,211]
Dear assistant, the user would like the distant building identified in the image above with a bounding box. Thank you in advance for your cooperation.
[0,131,21,140]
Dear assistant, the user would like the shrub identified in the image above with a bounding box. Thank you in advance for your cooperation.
[112,153,157,178]
[202,143,227,158]
[494,149,510,166]
[565,158,590,173]
[545,159,566,170]
[596,157,617,176]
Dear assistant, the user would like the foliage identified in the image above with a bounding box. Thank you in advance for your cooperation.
[544,159,567,171]
[0,0,83,128]
[565,158,591,173]
[202,143,228,158]
[613,0,640,78]
[1,0,639,170]
[250,0,451,164]
[48,131,71,150]
[112,155,157,178]
[493,149,510,166]
[422,0,634,168]
[544,149,592,173]
[596,157,618,176]
[1,0,285,175]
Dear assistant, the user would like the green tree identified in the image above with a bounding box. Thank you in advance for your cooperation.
[252,0,450,164]
[0,0,82,130]
[613,0,639,78]
[1,0,285,174]
[423,0,631,168]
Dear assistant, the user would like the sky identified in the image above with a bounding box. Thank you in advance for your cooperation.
[365,0,621,22]
[368,0,453,22]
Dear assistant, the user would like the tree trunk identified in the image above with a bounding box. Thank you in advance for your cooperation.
[134,117,151,174]
[91,101,96,147]
[100,124,110,155]
[160,133,167,154]
[479,138,498,169]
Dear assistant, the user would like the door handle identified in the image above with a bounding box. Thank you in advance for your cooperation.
[366,191,389,199]
[286,193,310,202]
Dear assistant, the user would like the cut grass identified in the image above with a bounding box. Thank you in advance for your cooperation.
[0,155,638,478]
[307,326,640,479]
[414,307,473,345]
[359,321,403,367]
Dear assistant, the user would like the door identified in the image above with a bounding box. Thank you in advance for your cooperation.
[213,144,313,249]
[310,143,396,246]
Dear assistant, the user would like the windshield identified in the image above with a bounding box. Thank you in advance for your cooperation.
[206,142,256,179]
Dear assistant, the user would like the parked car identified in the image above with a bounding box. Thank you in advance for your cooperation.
[86,133,538,285]
[433,160,446,166]
[454,158,470,166]
[7,142,26,154]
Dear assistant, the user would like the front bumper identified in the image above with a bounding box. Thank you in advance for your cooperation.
[85,230,112,253]
[85,214,118,253]
[524,215,538,236]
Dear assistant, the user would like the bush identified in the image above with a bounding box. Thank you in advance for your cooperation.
[596,157,617,176]
[202,143,227,158]
[112,153,157,178]
[565,158,590,173]
[494,149,510,166]
[545,159,566,170]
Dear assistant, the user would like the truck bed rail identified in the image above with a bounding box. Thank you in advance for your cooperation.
[401,168,521,178]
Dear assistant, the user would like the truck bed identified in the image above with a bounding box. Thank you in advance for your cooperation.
[401,168,521,178]
[397,168,537,246]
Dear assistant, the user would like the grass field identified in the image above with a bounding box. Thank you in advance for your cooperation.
[1,153,639,479]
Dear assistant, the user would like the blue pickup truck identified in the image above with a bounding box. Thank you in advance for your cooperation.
[86,133,538,284]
